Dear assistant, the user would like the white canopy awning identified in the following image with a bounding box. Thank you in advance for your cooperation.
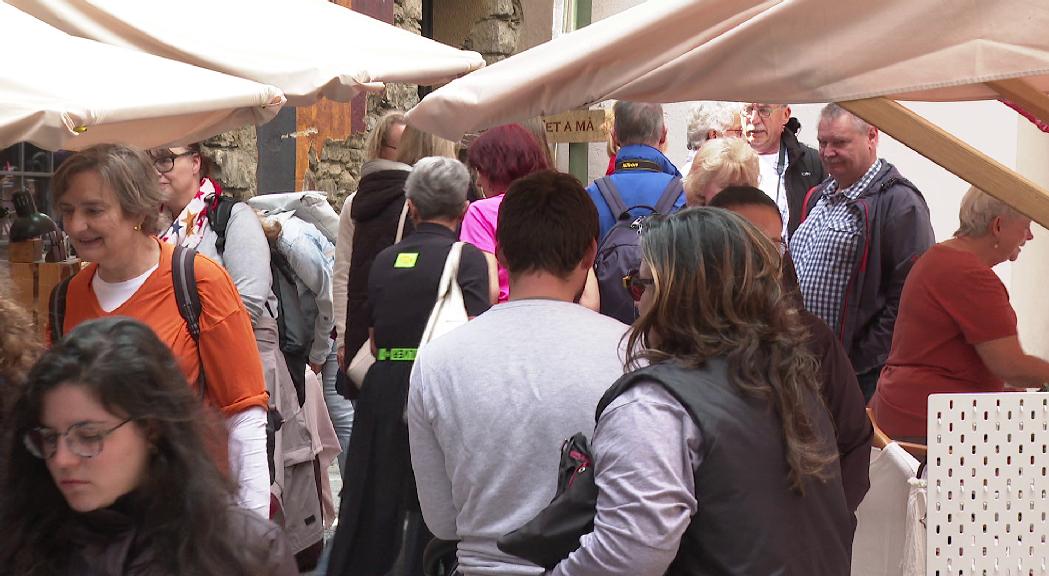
[0,3,284,151]
[406,0,1049,141]
[7,0,486,107]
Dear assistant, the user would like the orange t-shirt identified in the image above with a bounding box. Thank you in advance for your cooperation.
[871,243,1016,437]
[52,240,268,415]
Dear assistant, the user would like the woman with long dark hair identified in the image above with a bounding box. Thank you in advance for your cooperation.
[550,208,851,575]
[0,317,296,575]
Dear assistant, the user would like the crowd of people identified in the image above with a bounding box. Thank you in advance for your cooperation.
[0,96,1045,576]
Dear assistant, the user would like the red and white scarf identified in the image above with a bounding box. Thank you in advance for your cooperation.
[160,177,220,249]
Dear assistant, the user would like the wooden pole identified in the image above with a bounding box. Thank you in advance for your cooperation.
[839,97,1049,229]
[987,78,1049,128]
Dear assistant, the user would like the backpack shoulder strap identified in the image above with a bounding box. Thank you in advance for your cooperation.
[205,195,237,256]
[594,177,629,220]
[653,177,683,214]
[172,245,202,342]
[48,274,75,341]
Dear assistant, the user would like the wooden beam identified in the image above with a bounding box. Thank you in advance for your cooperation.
[987,78,1049,128]
[840,98,1049,230]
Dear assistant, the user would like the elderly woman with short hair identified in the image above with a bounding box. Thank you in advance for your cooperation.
[872,186,1049,441]
[683,136,760,206]
[327,156,492,576]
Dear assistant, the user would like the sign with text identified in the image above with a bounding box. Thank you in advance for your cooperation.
[543,109,609,144]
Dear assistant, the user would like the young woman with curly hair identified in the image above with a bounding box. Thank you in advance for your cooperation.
[549,208,852,576]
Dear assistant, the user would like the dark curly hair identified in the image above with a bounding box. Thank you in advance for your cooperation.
[0,317,271,575]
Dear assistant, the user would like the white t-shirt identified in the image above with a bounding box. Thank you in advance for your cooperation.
[758,151,790,240]
[91,264,159,312]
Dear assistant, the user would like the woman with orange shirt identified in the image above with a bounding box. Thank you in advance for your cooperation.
[48,144,270,516]
[872,186,1049,441]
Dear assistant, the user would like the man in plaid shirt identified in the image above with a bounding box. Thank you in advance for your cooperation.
[791,104,934,402]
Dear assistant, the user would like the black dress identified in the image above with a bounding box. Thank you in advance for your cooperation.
[328,223,490,576]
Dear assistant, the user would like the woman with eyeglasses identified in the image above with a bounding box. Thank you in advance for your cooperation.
[0,317,297,575]
[48,144,270,518]
[551,208,852,576]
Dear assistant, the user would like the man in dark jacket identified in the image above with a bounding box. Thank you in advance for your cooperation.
[791,104,935,401]
[743,102,827,238]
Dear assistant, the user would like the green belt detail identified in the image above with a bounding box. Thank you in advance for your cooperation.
[376,347,417,362]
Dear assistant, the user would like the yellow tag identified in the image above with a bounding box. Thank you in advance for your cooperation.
[394,252,419,268]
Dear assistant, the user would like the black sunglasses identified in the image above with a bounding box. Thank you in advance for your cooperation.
[622,270,654,302]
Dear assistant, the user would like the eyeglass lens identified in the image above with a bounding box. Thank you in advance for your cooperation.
[23,421,126,459]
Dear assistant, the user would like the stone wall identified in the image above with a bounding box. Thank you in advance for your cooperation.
[462,0,523,65]
[201,125,257,200]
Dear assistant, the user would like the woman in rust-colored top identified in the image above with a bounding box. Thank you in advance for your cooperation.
[872,186,1049,440]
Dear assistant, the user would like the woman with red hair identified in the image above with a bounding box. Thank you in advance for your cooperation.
[461,124,551,303]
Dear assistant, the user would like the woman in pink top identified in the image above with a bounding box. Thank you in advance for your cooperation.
[460,124,551,303]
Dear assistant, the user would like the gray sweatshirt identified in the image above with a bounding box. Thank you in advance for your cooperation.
[408,300,628,576]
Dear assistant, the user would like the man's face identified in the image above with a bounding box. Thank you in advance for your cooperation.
[817,114,879,189]
[744,103,790,155]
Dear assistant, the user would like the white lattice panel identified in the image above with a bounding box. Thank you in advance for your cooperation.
[927,393,1049,575]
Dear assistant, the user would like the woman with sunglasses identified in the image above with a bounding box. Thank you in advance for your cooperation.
[552,208,852,575]
[0,317,296,575]
[49,144,270,518]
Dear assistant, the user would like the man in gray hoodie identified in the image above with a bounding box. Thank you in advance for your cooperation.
[407,171,628,576]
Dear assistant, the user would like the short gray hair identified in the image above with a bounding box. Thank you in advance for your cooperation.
[955,185,1025,237]
[405,156,470,221]
[820,103,872,133]
[686,102,741,149]
[613,101,665,145]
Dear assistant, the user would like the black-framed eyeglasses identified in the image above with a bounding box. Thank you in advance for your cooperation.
[743,105,779,119]
[23,418,134,460]
[152,150,195,174]
[622,270,655,302]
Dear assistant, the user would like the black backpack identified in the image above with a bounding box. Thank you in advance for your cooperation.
[207,194,311,405]
[593,176,682,324]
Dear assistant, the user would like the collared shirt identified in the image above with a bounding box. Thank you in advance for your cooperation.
[791,159,884,334]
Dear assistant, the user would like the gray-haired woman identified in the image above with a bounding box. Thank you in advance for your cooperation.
[872,186,1049,441]
[327,156,492,576]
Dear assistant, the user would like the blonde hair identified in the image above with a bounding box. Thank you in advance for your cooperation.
[53,144,165,235]
[363,111,407,162]
[395,124,457,166]
[955,185,1026,237]
[684,137,759,206]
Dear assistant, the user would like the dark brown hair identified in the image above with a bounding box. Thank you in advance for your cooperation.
[626,207,835,490]
[496,170,598,278]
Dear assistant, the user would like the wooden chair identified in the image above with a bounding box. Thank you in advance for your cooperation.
[866,408,927,460]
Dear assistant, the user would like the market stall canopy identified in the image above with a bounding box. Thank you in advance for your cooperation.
[1,3,284,151]
[405,0,1049,141]
[7,0,486,107]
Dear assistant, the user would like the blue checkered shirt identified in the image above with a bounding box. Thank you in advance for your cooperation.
[790,159,884,334]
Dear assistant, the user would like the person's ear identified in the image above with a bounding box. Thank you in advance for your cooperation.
[611,128,621,149]
[407,199,421,224]
[581,239,598,270]
[659,126,668,145]
[191,152,202,177]
[782,105,792,124]
[495,245,507,268]
[706,129,719,141]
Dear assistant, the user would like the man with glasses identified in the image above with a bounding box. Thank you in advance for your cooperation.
[743,102,826,238]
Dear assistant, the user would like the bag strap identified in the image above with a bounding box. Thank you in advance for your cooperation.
[48,274,74,341]
[172,245,206,400]
[653,177,683,214]
[205,195,237,256]
[395,199,410,244]
[594,177,629,220]
[418,242,465,346]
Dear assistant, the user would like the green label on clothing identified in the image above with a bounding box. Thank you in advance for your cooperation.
[377,348,417,362]
[394,252,419,268]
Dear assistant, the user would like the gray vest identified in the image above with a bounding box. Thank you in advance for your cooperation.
[597,359,852,575]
